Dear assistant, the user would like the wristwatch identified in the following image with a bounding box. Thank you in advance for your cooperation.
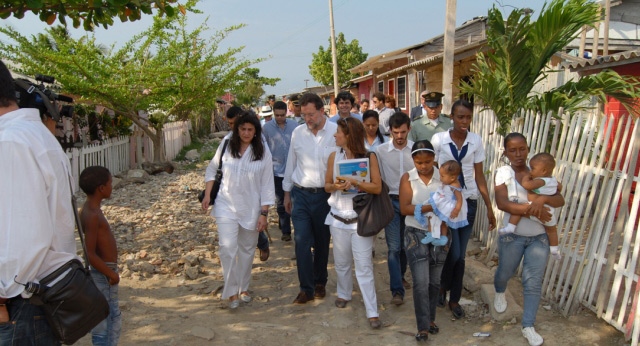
[260,210,268,217]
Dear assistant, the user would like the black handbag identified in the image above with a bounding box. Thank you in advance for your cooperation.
[29,176,109,344]
[198,139,229,203]
[352,152,395,237]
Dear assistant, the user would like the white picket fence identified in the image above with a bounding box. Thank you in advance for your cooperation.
[472,105,640,345]
[66,136,130,191]
[66,121,192,191]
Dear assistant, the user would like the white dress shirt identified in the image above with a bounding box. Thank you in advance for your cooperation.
[283,120,338,191]
[431,129,486,200]
[375,107,395,135]
[0,108,79,299]
[375,139,415,195]
[206,140,275,230]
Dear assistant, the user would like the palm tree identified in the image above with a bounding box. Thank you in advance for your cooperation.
[461,0,640,135]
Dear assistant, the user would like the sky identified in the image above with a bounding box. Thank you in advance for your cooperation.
[1,0,550,99]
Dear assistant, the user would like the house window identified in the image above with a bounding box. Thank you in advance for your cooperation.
[378,81,384,93]
[397,76,406,109]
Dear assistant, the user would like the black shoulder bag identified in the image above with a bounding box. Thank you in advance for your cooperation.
[352,151,395,237]
[198,139,229,203]
[29,176,110,344]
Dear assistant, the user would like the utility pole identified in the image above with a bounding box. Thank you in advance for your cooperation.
[329,0,339,97]
[304,79,309,89]
[442,0,457,113]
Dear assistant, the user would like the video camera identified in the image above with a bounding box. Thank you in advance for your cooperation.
[14,74,74,121]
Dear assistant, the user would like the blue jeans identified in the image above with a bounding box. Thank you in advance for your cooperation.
[0,297,60,346]
[384,199,407,297]
[405,226,448,332]
[291,186,331,296]
[91,269,122,346]
[440,199,477,304]
[274,176,291,236]
[494,232,549,327]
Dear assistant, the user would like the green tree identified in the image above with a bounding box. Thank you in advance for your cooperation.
[309,32,367,87]
[461,0,640,135]
[0,0,184,31]
[232,67,280,107]
[0,10,260,162]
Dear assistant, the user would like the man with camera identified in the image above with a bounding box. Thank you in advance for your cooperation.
[0,60,79,345]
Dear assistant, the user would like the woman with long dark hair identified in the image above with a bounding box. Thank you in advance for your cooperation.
[202,112,275,309]
[324,117,383,329]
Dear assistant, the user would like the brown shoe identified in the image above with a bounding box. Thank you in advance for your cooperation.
[369,317,382,329]
[334,298,349,308]
[259,248,269,261]
[314,284,326,298]
[402,278,412,289]
[390,293,404,306]
[293,291,314,304]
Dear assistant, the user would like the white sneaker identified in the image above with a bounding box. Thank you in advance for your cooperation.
[522,327,543,346]
[494,292,507,313]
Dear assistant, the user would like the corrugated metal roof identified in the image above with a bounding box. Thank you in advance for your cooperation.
[563,48,640,70]
[376,39,487,79]
[349,16,487,74]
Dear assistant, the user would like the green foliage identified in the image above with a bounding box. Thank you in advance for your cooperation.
[0,2,261,161]
[232,67,280,107]
[309,32,367,87]
[0,0,185,31]
[460,0,640,135]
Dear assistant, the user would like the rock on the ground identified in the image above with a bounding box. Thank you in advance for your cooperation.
[185,149,199,161]
[464,259,494,292]
[141,161,175,175]
[112,177,126,189]
[126,169,150,183]
[185,266,199,280]
[191,326,215,340]
[480,284,523,322]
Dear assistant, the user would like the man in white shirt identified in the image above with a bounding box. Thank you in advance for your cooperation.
[372,92,395,136]
[329,91,362,123]
[263,101,299,242]
[375,112,414,306]
[283,93,338,304]
[0,60,79,344]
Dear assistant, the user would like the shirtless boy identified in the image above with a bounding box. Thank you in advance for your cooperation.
[79,166,121,346]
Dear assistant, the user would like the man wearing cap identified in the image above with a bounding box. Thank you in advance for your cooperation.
[408,91,452,142]
[267,95,276,108]
[329,91,362,123]
[289,94,305,125]
[259,105,274,127]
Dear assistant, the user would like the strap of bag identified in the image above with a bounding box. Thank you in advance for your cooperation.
[66,174,91,272]
[216,139,229,176]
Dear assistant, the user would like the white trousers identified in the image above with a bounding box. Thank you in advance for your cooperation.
[330,225,378,318]
[217,217,259,299]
